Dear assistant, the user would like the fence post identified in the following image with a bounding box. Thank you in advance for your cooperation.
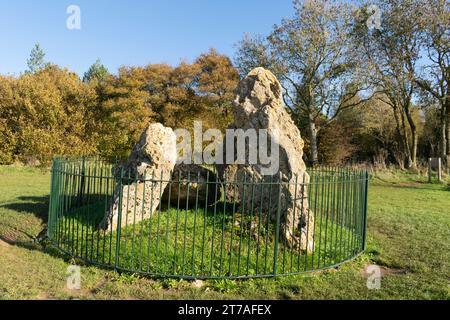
[273,172,283,276]
[114,167,124,270]
[438,158,442,183]
[78,156,86,206]
[428,158,432,183]
[47,158,56,238]
[362,171,369,251]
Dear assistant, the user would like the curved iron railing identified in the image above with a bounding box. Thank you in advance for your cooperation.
[47,157,368,279]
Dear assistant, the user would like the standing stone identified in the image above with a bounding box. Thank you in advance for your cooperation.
[217,67,314,252]
[100,123,177,231]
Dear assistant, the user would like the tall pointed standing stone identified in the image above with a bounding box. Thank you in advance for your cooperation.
[217,67,315,252]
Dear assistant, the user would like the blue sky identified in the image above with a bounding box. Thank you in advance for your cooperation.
[0,0,294,76]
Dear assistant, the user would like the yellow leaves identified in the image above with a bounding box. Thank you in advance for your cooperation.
[0,49,239,165]
[0,66,96,164]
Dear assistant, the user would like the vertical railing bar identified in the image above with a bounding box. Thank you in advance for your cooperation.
[83,165,91,259]
[173,170,182,274]
[228,169,238,276]
[130,174,139,271]
[263,174,274,275]
[102,165,110,265]
[302,172,311,272]
[329,168,337,266]
[337,169,346,262]
[95,163,102,264]
[289,173,299,273]
[146,170,156,273]
[345,169,354,260]
[350,171,358,256]
[155,169,164,274]
[219,170,228,276]
[163,169,173,275]
[237,172,247,277]
[322,170,331,268]
[114,167,124,270]
[362,171,369,251]
[310,169,319,270]
[316,168,325,270]
[47,160,55,241]
[68,163,76,255]
[61,162,69,250]
[138,172,147,272]
[297,173,305,271]
[181,171,191,276]
[281,174,289,275]
[121,171,131,268]
[191,171,201,276]
[200,171,210,276]
[108,173,115,266]
[344,168,352,259]
[333,168,341,263]
[273,172,283,276]
[245,174,256,276]
[255,175,265,275]
[209,172,219,276]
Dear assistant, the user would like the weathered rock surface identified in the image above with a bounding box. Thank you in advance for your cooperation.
[217,67,315,252]
[100,123,177,231]
[161,164,221,207]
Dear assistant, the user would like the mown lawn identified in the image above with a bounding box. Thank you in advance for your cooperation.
[0,165,449,300]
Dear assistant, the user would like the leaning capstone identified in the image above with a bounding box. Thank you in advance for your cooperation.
[100,123,177,231]
[217,67,314,252]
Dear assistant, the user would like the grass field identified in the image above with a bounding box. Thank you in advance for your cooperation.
[0,165,449,300]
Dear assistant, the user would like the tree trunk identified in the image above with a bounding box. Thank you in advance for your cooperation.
[307,115,319,166]
[398,107,413,168]
[392,105,408,167]
[405,108,418,169]
[446,102,450,167]
[439,102,447,163]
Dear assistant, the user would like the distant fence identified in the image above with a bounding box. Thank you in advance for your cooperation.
[47,157,369,279]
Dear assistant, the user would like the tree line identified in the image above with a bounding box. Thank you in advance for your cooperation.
[0,0,448,168]
[236,0,448,168]
[0,48,239,164]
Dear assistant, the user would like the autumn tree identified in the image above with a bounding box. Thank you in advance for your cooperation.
[235,0,369,165]
[94,66,155,159]
[354,0,427,168]
[0,65,97,164]
[195,48,240,121]
[414,0,449,166]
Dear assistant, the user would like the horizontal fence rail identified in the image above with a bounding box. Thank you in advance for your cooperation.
[48,157,369,279]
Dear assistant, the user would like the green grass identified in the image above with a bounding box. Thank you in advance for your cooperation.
[0,165,449,299]
[55,203,359,279]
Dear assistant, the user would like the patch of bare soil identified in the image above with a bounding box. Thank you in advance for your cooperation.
[36,293,49,300]
[0,238,12,248]
[396,182,420,187]
[361,264,409,278]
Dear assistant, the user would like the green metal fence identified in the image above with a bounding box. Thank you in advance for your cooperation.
[47,157,369,279]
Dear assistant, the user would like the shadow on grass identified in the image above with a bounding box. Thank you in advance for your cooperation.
[373,181,449,192]
[0,195,49,222]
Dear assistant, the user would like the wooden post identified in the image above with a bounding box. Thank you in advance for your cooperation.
[428,158,432,183]
[438,158,442,183]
